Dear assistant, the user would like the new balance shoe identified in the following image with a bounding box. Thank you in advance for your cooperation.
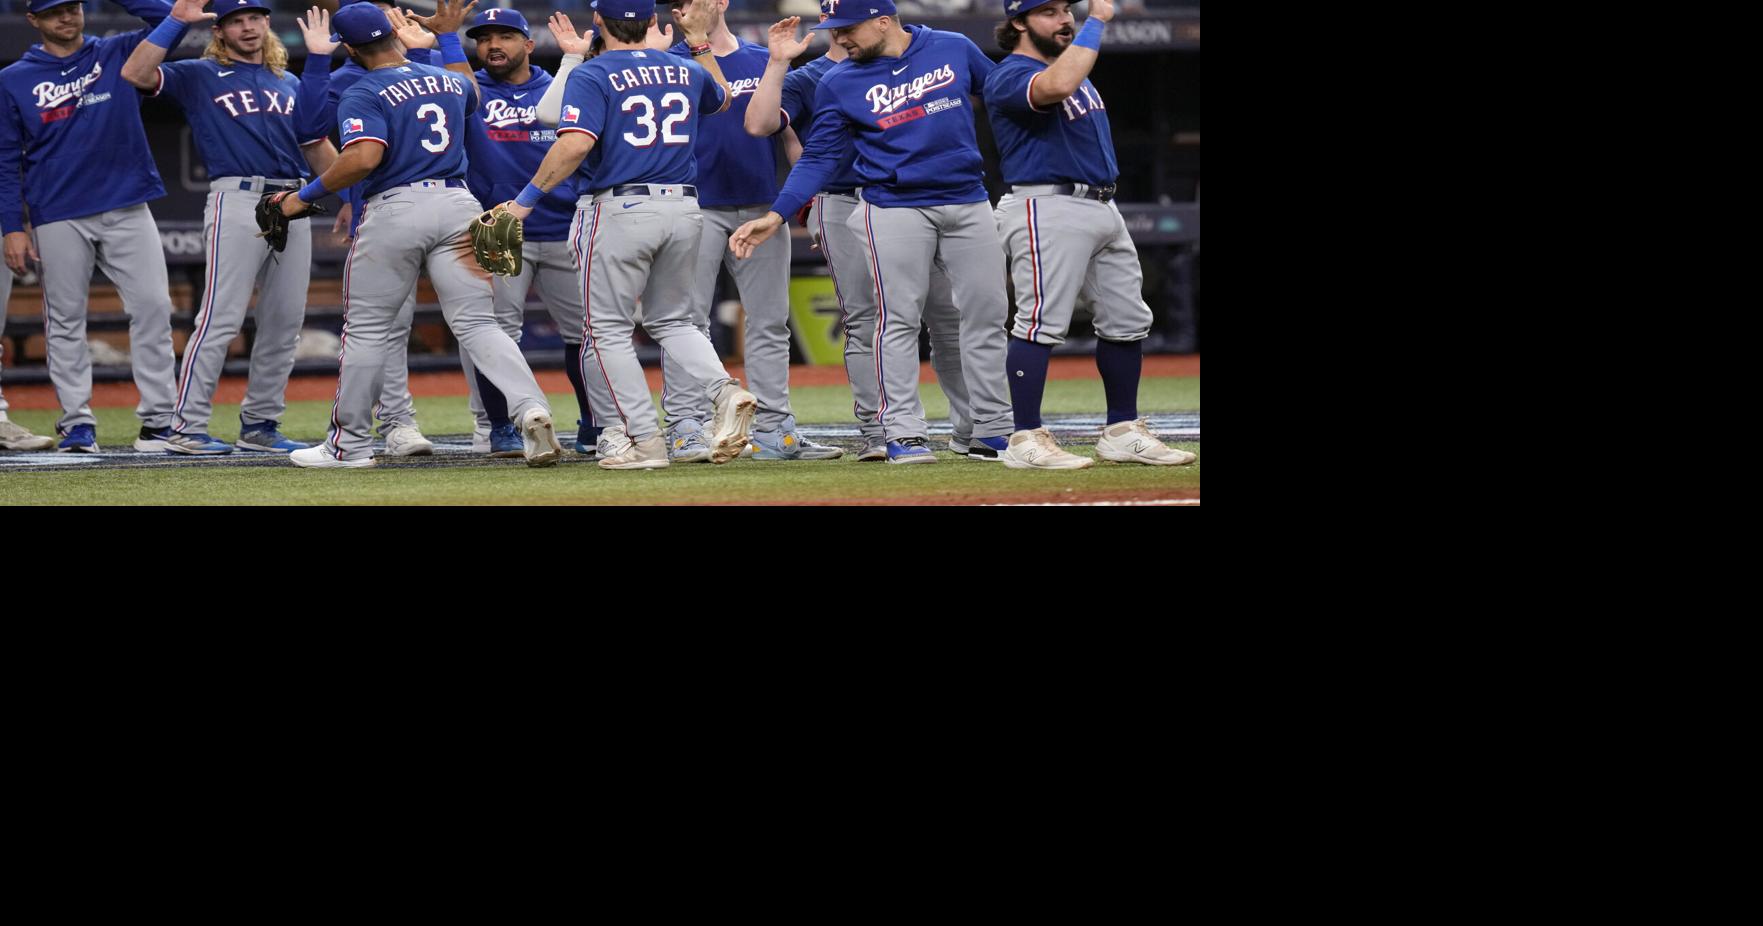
[886,437,936,464]
[519,408,564,467]
[749,427,845,460]
[597,424,634,459]
[0,420,55,451]
[963,436,1009,461]
[1000,428,1093,470]
[709,382,757,464]
[134,426,174,452]
[948,437,971,456]
[488,422,525,458]
[56,424,98,453]
[857,437,889,461]
[1096,418,1197,466]
[598,433,669,470]
[383,425,433,457]
[235,421,309,453]
[166,431,235,455]
[290,445,376,468]
[669,429,711,463]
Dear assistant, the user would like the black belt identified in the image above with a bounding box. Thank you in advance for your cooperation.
[610,184,697,197]
[1017,183,1117,203]
[236,179,300,192]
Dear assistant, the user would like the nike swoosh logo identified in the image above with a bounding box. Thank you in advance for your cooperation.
[218,70,235,76]
[380,193,401,200]
[513,93,527,99]
[622,202,640,209]
[61,67,78,75]
[892,65,909,75]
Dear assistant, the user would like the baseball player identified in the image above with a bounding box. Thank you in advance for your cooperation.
[117,0,337,455]
[1,0,183,453]
[455,5,611,458]
[500,0,757,470]
[744,8,978,461]
[645,0,839,463]
[277,0,563,468]
[984,0,1193,468]
[729,0,1014,464]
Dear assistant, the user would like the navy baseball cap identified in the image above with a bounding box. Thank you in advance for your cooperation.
[812,0,895,31]
[592,0,655,22]
[213,0,273,22]
[1001,0,1062,16]
[26,0,83,13]
[466,7,531,39]
[331,2,394,46]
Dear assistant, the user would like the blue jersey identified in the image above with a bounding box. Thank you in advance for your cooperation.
[776,54,856,195]
[465,66,576,241]
[772,26,995,221]
[666,40,777,207]
[556,49,725,192]
[310,49,434,235]
[983,54,1117,187]
[155,59,325,180]
[0,0,173,234]
[336,62,474,199]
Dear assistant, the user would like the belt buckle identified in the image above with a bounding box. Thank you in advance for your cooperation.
[1095,184,1116,203]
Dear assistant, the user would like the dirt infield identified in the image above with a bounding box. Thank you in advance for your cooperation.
[0,354,1199,409]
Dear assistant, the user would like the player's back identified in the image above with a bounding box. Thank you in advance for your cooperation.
[557,49,726,192]
[336,60,475,198]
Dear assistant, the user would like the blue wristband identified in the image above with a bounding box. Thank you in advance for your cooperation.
[297,178,330,204]
[515,183,545,209]
[437,33,468,65]
[1072,18,1104,51]
[146,17,190,51]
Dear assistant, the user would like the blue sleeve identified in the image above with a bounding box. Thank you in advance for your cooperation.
[0,93,28,235]
[700,70,725,114]
[777,67,814,133]
[770,84,851,219]
[560,69,606,140]
[408,48,435,66]
[109,0,174,55]
[984,60,1041,116]
[295,55,332,144]
[337,87,388,149]
[965,37,995,94]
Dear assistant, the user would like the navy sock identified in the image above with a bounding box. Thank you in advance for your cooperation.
[1095,337,1142,425]
[476,370,510,426]
[565,341,599,441]
[1007,337,1053,431]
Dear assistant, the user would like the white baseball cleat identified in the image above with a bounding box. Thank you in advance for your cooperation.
[1095,419,1196,466]
[0,419,55,451]
[290,445,377,468]
[519,407,563,468]
[708,381,757,465]
[383,425,434,457]
[597,424,634,459]
[999,428,1093,470]
[598,434,670,470]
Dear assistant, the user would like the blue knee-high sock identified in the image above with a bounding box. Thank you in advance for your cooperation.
[1007,337,1053,431]
[566,341,600,443]
[476,370,510,426]
[1095,337,1141,425]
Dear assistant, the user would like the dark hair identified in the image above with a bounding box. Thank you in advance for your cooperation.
[994,16,1025,52]
[350,34,398,56]
[601,16,650,44]
[587,31,605,58]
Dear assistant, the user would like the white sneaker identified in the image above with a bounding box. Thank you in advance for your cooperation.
[598,434,670,470]
[1000,428,1093,470]
[519,407,563,467]
[470,423,491,453]
[290,445,376,468]
[0,420,55,451]
[597,424,634,459]
[1096,419,1196,466]
[708,381,757,465]
[383,425,434,457]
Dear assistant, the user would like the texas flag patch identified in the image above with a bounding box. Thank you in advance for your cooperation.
[562,105,580,124]
[343,117,365,135]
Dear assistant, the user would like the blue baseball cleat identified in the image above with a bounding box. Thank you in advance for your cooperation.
[963,436,1009,461]
[236,420,311,453]
[134,425,174,452]
[57,424,99,453]
[885,437,936,465]
[167,431,235,455]
[488,422,525,458]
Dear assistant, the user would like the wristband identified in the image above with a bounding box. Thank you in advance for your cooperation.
[297,178,330,204]
[690,42,712,56]
[515,183,546,209]
[1072,18,1104,51]
[145,17,190,50]
[437,33,468,65]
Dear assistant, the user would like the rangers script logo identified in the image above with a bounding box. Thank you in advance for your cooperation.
[483,98,538,127]
[865,64,955,115]
[33,63,102,109]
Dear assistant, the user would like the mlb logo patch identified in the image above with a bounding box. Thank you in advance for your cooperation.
[344,117,365,134]
[562,105,580,124]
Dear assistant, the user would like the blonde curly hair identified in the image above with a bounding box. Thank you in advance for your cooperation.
[204,28,289,78]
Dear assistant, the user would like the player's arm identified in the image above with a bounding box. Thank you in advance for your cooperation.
[110,0,174,28]
[292,6,338,141]
[501,132,594,221]
[782,125,802,165]
[673,0,732,114]
[730,93,852,259]
[119,0,214,91]
[406,0,482,101]
[1026,0,1112,107]
[278,140,384,218]
[0,95,37,274]
[302,139,340,176]
[536,12,590,127]
[745,17,811,137]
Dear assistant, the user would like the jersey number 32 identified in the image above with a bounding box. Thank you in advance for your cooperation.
[621,92,690,148]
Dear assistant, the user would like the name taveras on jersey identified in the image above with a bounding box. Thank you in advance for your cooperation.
[376,73,466,107]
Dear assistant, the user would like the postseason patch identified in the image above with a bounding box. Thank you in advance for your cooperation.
[562,104,580,124]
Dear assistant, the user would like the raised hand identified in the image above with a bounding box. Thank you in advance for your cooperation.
[645,17,674,51]
[548,11,589,56]
[1088,0,1115,22]
[766,17,812,63]
[408,0,479,37]
[170,0,216,26]
[297,6,337,56]
[386,7,436,49]
[672,0,714,44]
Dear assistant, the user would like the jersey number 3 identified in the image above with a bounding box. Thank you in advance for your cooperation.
[417,103,450,154]
[621,92,690,148]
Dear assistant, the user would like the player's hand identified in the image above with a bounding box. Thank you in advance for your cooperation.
[499,200,534,222]
[1088,0,1115,23]
[729,212,784,260]
[767,17,812,62]
[673,0,714,46]
[4,230,38,276]
[645,18,674,51]
[387,7,437,49]
[297,6,338,56]
[275,191,312,219]
[331,201,353,235]
[409,0,478,37]
[169,0,217,26]
[548,11,590,56]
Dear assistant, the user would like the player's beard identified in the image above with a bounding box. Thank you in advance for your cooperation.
[1028,23,1074,59]
[848,35,889,63]
[483,47,527,81]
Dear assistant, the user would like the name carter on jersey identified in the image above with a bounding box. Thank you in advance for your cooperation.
[375,73,466,107]
[34,63,102,109]
[866,64,956,116]
[606,64,693,93]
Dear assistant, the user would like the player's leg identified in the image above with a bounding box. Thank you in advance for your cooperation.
[234,207,315,452]
[532,239,603,453]
[658,205,733,461]
[847,200,935,461]
[0,269,53,450]
[931,201,1013,447]
[93,204,180,444]
[993,194,1093,470]
[168,190,253,446]
[735,203,837,459]
[575,200,669,466]
[812,193,885,459]
[923,266,976,457]
[374,288,424,446]
[314,202,422,462]
[32,218,100,442]
[1085,203,1193,465]
[461,253,533,456]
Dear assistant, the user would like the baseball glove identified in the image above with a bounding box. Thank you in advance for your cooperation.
[470,205,524,276]
[254,192,327,253]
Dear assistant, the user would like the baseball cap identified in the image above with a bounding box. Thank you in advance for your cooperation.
[330,2,394,46]
[592,0,655,23]
[1001,0,1062,16]
[213,0,273,22]
[811,0,895,31]
[26,0,83,13]
[466,7,531,39]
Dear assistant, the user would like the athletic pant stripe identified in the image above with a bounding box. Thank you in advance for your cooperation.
[816,195,861,425]
[573,203,627,427]
[172,193,226,431]
[326,232,361,458]
[1026,198,1045,342]
[864,202,889,420]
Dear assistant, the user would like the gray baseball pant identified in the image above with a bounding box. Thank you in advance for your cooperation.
[31,204,178,432]
[374,288,420,433]
[662,203,792,435]
[0,267,10,415]
[995,191,1154,345]
[846,197,1011,442]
